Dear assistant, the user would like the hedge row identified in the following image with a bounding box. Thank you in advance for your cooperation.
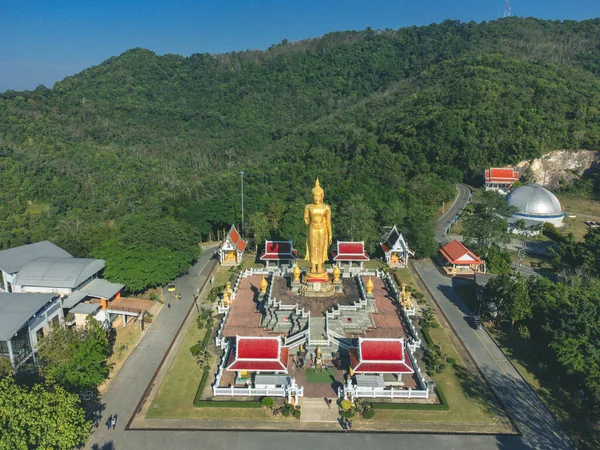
[193,371,210,406]
[371,386,449,411]
[195,400,262,408]
[421,326,434,348]
[201,327,212,346]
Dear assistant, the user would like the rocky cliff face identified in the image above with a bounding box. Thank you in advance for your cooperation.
[516,150,600,188]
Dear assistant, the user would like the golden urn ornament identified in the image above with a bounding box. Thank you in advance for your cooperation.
[401,282,406,297]
[293,264,301,283]
[304,178,332,280]
[260,276,268,294]
[333,264,341,282]
[365,277,374,295]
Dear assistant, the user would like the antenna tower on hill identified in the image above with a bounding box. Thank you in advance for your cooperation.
[503,0,511,18]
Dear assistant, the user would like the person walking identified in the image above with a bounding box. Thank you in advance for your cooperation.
[111,414,117,430]
[328,398,333,409]
[106,414,112,430]
[167,301,171,308]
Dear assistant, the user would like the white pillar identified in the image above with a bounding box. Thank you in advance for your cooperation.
[122,314,127,327]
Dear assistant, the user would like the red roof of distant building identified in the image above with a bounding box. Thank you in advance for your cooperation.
[439,240,483,265]
[332,241,370,261]
[226,336,288,372]
[485,168,519,183]
[350,338,414,374]
[224,225,247,252]
[260,241,297,261]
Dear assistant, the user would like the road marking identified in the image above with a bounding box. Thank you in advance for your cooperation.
[473,330,509,377]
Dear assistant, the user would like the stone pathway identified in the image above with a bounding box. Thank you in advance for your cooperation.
[300,397,340,423]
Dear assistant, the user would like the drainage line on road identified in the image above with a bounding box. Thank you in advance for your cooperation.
[125,256,219,430]
[411,260,522,438]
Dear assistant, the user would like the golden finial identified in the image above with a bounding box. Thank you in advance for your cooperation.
[293,264,301,282]
[365,277,374,295]
[260,276,268,294]
[333,264,341,282]
[312,177,324,196]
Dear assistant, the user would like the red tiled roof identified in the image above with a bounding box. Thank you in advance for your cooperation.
[226,337,288,372]
[485,168,519,183]
[238,337,279,359]
[439,240,483,265]
[230,227,241,245]
[360,339,403,361]
[350,340,414,374]
[260,241,296,260]
[352,362,413,373]
[333,242,370,261]
[225,225,247,252]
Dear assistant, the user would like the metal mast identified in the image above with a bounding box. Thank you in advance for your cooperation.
[503,0,511,18]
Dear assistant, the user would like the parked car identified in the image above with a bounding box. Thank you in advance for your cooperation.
[167,284,176,292]
[471,315,483,330]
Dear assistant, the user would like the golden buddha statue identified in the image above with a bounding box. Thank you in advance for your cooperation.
[304,178,332,279]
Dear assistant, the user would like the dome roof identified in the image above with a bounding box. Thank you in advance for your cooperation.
[505,184,563,216]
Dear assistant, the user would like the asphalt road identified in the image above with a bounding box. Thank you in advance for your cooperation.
[412,260,571,449]
[86,247,218,450]
[436,183,472,244]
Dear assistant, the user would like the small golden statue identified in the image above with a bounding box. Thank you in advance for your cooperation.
[260,276,268,294]
[304,178,332,280]
[333,264,341,282]
[293,264,301,283]
[365,277,374,295]
[401,282,406,297]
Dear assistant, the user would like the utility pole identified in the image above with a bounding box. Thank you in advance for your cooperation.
[240,171,245,236]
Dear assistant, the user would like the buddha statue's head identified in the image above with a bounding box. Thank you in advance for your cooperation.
[312,177,324,204]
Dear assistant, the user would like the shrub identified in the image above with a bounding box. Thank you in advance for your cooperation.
[261,397,274,409]
[446,357,456,365]
[340,399,353,411]
[190,344,201,356]
[363,408,375,419]
[293,409,301,419]
[282,408,292,417]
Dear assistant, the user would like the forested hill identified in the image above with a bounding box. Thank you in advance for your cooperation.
[1,17,600,291]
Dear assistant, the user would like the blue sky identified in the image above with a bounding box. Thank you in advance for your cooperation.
[1,0,599,92]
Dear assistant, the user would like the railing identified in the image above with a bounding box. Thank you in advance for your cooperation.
[213,387,289,397]
[215,310,230,348]
[107,305,142,315]
[327,328,352,349]
[350,387,429,399]
[212,338,232,390]
[284,314,310,347]
[406,345,428,391]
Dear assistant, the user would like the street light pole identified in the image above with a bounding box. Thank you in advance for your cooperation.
[240,171,245,236]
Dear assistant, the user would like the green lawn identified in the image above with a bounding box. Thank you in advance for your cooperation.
[371,315,511,431]
[306,368,335,383]
[147,324,207,419]
[489,326,599,449]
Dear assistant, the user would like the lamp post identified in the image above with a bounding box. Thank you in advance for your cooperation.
[239,171,245,236]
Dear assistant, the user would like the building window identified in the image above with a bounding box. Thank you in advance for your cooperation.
[10,325,32,367]
[36,328,44,342]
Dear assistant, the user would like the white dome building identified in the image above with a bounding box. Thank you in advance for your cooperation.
[505,184,565,232]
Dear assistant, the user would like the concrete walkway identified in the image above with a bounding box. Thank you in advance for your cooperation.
[300,397,340,423]
[412,259,572,449]
[86,246,218,449]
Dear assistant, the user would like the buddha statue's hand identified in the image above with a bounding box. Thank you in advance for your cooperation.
[328,236,332,245]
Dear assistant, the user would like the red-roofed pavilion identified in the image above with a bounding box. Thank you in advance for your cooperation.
[484,168,519,194]
[332,241,369,269]
[218,225,247,266]
[439,240,484,275]
[226,336,289,384]
[260,240,297,268]
[350,337,414,375]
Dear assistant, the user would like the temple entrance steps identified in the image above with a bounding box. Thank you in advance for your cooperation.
[309,317,327,343]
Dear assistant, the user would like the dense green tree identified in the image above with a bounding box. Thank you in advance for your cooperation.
[247,212,271,252]
[462,190,517,259]
[336,195,378,252]
[0,376,90,449]
[38,317,112,393]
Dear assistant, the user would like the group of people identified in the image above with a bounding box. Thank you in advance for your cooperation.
[105,413,118,430]
[168,293,182,308]
[341,417,353,432]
